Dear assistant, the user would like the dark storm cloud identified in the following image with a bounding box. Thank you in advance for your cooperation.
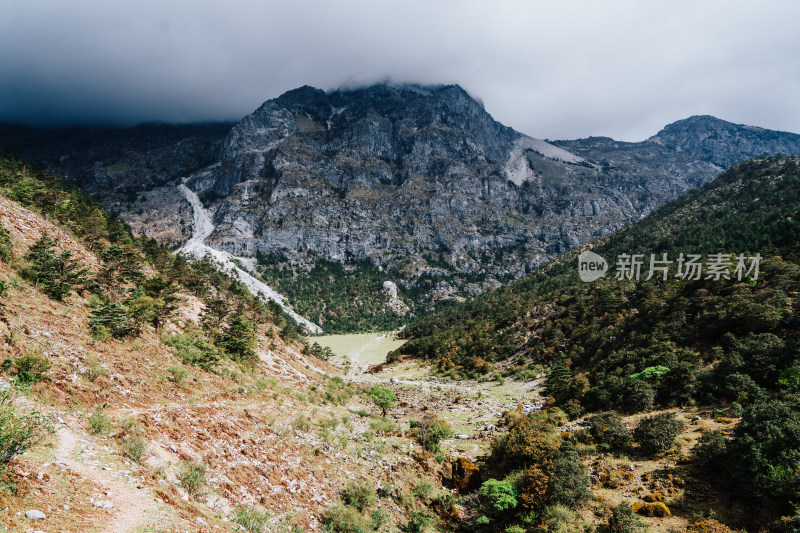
[2,0,799,140]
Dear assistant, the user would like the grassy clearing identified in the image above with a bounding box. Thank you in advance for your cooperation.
[313,332,405,376]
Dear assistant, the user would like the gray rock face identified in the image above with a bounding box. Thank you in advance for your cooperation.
[188,85,800,287]
[4,86,800,305]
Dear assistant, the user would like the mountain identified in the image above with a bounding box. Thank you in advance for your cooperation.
[396,154,800,397]
[0,152,471,532]
[393,155,800,528]
[3,85,800,332]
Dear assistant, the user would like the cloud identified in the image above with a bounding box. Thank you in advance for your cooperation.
[1,0,799,140]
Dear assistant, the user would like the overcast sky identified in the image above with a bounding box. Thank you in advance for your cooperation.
[1,1,799,141]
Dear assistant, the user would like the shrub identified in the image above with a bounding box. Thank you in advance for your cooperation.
[83,354,108,382]
[341,480,376,512]
[162,332,220,370]
[518,465,550,512]
[488,412,559,475]
[233,505,271,532]
[9,352,51,384]
[479,479,518,515]
[622,379,655,413]
[633,412,684,455]
[122,433,148,463]
[166,366,187,386]
[684,518,739,533]
[370,508,390,530]
[176,460,206,499]
[589,412,632,449]
[412,479,436,502]
[292,416,311,431]
[727,399,800,504]
[541,504,583,533]
[88,406,109,435]
[606,503,645,533]
[366,385,396,416]
[411,414,453,452]
[631,501,671,517]
[119,419,148,463]
[320,504,372,533]
[370,417,397,434]
[0,221,12,262]
[407,510,435,533]
[692,430,728,471]
[0,389,50,475]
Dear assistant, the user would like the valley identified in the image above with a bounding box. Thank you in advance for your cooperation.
[1,88,800,533]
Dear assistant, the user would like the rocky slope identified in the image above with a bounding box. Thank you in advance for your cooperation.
[3,85,800,325]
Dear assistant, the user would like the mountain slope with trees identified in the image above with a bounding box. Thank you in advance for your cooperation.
[395,155,800,527]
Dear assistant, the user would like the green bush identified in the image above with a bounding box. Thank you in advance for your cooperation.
[589,412,632,449]
[605,503,645,533]
[366,385,396,417]
[479,479,518,514]
[412,479,436,502]
[8,352,51,384]
[176,460,206,499]
[0,389,50,477]
[407,510,435,533]
[633,412,684,455]
[233,505,271,532]
[320,504,372,533]
[370,508,390,530]
[411,414,453,452]
[0,221,12,262]
[162,332,220,370]
[692,430,728,472]
[341,480,376,512]
[166,366,188,386]
[88,406,109,435]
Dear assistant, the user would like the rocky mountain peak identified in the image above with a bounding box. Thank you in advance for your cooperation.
[209,82,521,198]
[648,115,800,167]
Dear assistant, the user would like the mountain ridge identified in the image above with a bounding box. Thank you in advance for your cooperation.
[2,84,800,331]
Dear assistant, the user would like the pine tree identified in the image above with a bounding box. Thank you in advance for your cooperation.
[24,234,89,300]
[220,313,257,364]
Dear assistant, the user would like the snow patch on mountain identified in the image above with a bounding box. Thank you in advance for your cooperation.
[505,136,585,186]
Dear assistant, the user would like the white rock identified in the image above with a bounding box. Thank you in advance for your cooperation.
[25,510,46,519]
[93,500,114,509]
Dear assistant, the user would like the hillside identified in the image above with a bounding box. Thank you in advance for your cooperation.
[4,154,800,531]
[395,155,800,528]
[4,87,800,333]
[0,154,472,532]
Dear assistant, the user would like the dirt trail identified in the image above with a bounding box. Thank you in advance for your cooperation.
[54,426,153,533]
